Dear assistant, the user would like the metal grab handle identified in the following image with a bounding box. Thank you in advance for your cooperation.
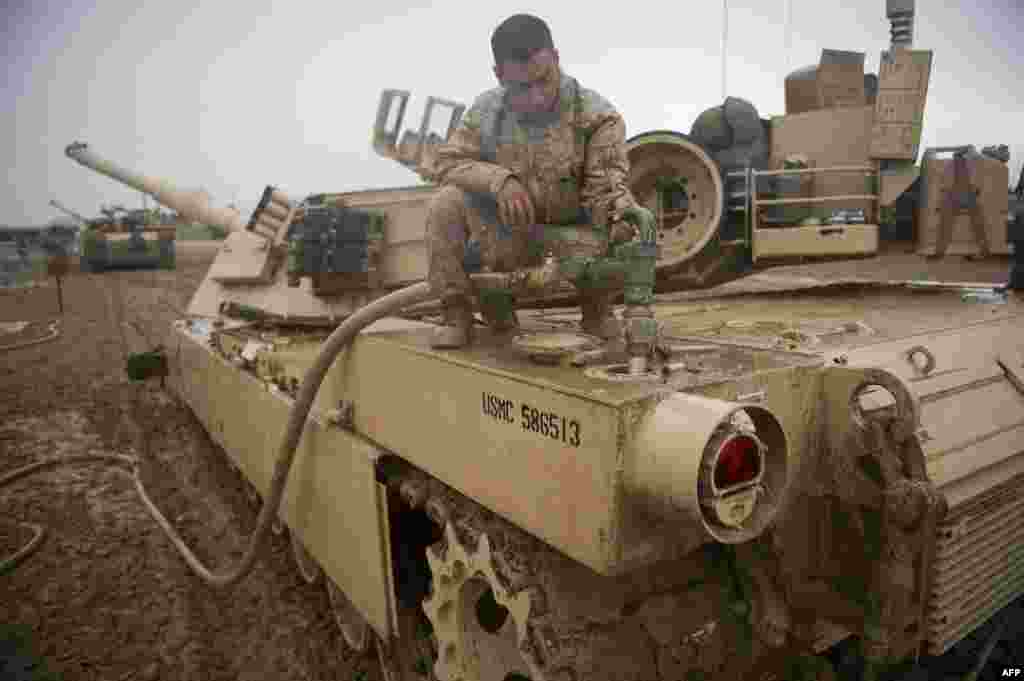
[372,91,466,171]
[372,89,410,156]
[921,145,976,161]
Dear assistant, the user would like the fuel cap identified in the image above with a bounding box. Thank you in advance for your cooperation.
[511,331,604,365]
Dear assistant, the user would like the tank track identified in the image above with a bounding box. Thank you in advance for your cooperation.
[380,457,1024,681]
[205,418,1023,681]
[381,459,808,681]
[824,598,1024,681]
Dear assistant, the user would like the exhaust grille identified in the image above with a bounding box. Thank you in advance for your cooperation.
[926,468,1024,654]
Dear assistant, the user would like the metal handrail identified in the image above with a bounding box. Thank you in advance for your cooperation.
[757,194,877,206]
[754,164,874,177]
[750,164,880,230]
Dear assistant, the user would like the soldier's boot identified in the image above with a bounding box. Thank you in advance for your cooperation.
[430,294,475,349]
[580,292,622,340]
[479,290,519,335]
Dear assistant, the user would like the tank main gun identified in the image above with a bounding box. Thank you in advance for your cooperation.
[64,142,247,233]
[49,199,91,227]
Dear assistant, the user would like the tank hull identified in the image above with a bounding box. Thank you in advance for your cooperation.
[166,278,1024,680]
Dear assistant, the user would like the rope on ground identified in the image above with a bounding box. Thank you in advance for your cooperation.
[0,521,45,576]
[0,454,136,575]
[0,451,244,579]
[1,274,160,574]
[1,282,434,589]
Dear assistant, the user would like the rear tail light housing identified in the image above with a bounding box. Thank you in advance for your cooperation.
[713,434,763,489]
[699,424,767,529]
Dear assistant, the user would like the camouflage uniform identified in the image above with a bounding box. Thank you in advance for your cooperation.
[423,70,639,306]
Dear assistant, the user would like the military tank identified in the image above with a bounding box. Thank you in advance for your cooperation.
[52,176,178,273]
[60,1,1024,679]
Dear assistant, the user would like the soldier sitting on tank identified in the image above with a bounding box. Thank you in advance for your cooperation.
[422,13,650,348]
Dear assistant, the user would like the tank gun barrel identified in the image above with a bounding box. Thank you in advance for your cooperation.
[49,199,90,227]
[64,142,246,232]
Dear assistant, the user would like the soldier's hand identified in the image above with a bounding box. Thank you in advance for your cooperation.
[497,178,536,227]
[621,206,656,244]
[609,220,637,244]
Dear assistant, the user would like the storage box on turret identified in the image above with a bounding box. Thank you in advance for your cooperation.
[769,106,875,221]
[870,49,932,160]
[816,49,868,110]
[916,153,1011,256]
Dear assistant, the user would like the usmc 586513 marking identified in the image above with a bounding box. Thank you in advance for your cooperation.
[482,391,581,447]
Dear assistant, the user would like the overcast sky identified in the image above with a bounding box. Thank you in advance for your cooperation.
[3,0,1022,227]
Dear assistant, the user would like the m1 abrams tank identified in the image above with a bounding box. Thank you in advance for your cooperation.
[61,2,1023,678]
[78,212,176,273]
[60,152,178,273]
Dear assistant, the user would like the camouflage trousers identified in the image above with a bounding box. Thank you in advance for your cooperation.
[426,185,608,300]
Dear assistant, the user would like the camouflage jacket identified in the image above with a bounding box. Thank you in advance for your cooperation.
[423,70,638,228]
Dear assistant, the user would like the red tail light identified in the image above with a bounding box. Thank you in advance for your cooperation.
[713,434,762,489]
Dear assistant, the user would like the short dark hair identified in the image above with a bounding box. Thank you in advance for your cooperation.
[491,14,554,65]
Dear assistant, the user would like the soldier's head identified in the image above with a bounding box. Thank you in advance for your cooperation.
[491,14,561,114]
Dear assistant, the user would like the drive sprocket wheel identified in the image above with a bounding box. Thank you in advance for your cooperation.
[422,522,542,681]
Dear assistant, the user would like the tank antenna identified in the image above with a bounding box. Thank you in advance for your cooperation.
[721,0,729,99]
[783,0,792,73]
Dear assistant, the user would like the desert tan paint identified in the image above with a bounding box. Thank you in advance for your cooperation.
[916,155,1011,257]
[823,317,1024,493]
[753,223,879,260]
[328,334,626,573]
[259,325,801,576]
[687,364,822,487]
[166,325,394,641]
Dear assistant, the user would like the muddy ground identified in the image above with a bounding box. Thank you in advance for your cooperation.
[0,242,377,681]
[0,241,1018,680]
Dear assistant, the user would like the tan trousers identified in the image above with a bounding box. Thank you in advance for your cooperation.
[425,185,607,300]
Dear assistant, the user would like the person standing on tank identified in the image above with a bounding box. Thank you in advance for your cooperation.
[421,14,652,349]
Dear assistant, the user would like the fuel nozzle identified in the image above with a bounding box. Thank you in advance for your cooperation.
[471,254,563,297]
[616,206,659,373]
[624,305,659,374]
